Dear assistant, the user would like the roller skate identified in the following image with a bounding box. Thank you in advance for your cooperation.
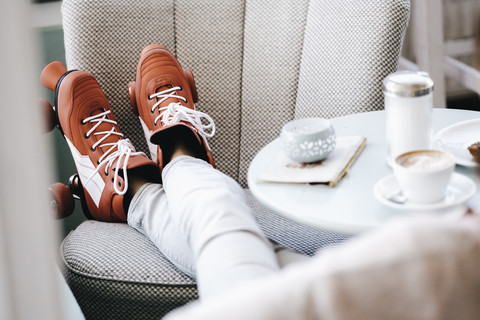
[127,44,215,171]
[41,62,159,222]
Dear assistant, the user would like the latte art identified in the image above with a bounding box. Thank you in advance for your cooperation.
[397,151,453,172]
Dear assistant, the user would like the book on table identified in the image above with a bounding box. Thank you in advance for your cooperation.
[258,136,367,187]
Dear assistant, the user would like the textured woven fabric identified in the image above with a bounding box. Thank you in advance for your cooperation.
[62,0,176,155]
[246,190,351,256]
[295,0,411,119]
[61,221,197,320]
[175,0,245,180]
[239,0,310,187]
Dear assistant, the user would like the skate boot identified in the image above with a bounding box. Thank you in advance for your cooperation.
[41,61,159,222]
[127,44,215,171]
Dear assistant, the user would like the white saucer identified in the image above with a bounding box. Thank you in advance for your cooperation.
[433,119,480,167]
[373,172,476,210]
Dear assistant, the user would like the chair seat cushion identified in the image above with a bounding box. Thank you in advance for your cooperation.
[245,190,351,256]
[60,221,198,320]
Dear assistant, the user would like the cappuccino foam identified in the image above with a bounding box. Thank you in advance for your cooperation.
[397,151,453,172]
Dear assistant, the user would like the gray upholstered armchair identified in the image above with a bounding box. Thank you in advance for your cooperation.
[58,0,410,318]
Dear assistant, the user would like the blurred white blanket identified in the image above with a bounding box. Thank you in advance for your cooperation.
[166,211,480,320]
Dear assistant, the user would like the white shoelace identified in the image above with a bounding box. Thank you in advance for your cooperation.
[82,110,144,195]
[149,86,215,149]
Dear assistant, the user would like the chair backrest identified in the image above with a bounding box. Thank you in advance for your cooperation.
[62,0,410,187]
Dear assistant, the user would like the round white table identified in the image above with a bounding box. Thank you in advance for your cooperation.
[248,109,480,235]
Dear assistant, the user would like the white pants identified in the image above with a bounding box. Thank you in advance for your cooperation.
[127,156,307,299]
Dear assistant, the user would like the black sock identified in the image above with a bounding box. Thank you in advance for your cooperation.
[123,165,161,214]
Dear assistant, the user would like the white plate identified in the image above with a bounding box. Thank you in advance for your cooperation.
[373,172,476,210]
[432,119,480,167]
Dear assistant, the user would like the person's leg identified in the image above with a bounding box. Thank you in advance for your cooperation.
[41,58,293,296]
[162,140,279,299]
[126,160,307,282]
[126,181,196,278]
[126,165,307,282]
[274,245,311,267]
[41,60,198,277]
[129,44,309,298]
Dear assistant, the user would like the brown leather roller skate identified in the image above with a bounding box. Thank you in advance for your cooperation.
[41,61,159,222]
[127,44,215,171]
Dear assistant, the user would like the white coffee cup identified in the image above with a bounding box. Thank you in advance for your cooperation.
[393,150,455,204]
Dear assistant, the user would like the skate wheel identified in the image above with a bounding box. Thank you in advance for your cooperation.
[68,174,93,220]
[40,61,68,91]
[68,174,82,198]
[49,182,75,219]
[39,98,56,133]
[184,70,198,103]
[127,82,138,116]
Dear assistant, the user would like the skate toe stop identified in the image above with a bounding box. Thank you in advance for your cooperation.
[41,61,68,91]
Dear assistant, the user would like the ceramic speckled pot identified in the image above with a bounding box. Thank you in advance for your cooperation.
[280,118,336,163]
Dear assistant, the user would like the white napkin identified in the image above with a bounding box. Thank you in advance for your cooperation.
[258,136,366,186]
